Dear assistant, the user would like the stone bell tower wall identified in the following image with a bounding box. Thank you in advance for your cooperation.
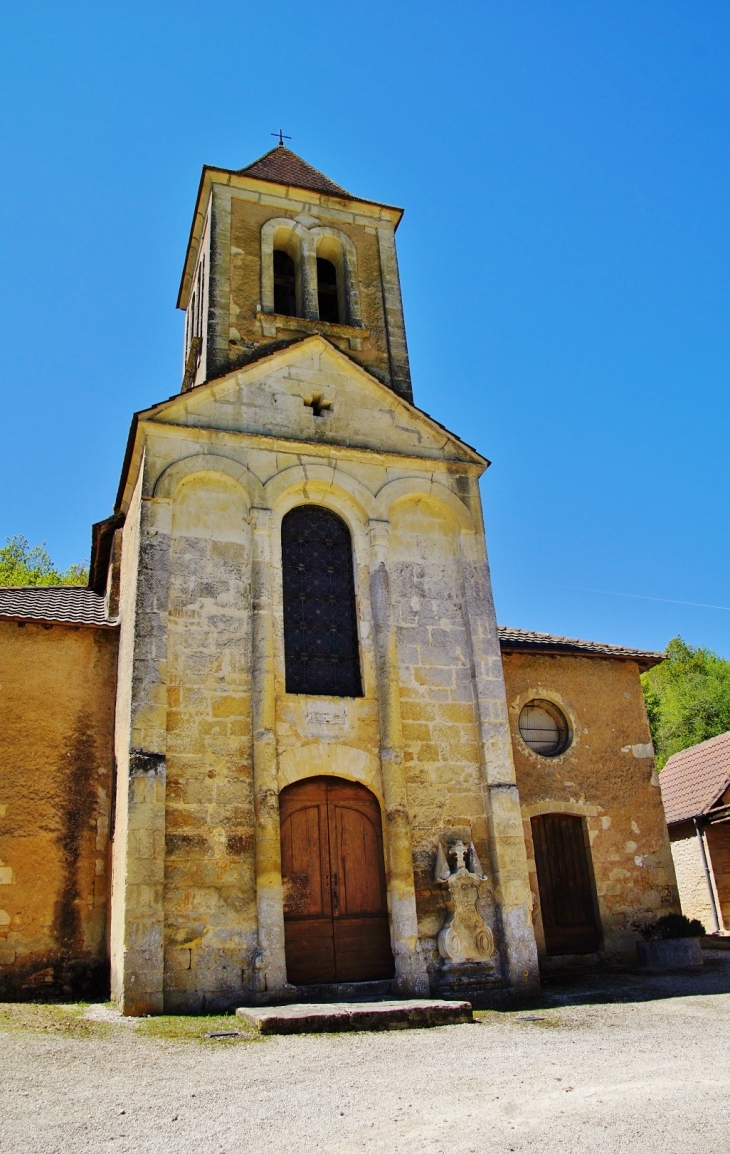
[225,194,405,390]
[181,166,412,402]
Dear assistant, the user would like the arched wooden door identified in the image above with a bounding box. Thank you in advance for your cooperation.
[280,776,394,985]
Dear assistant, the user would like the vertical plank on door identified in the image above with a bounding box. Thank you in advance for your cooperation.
[532,813,601,956]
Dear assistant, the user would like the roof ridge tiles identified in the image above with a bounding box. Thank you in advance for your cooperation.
[497,625,664,668]
[0,585,114,627]
[237,144,351,198]
[659,730,730,824]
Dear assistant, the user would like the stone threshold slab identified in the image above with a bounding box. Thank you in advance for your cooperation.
[236,998,473,1034]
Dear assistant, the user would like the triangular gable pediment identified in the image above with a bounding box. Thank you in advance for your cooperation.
[141,337,486,466]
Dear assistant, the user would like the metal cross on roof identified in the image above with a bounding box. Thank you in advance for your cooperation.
[271,130,292,147]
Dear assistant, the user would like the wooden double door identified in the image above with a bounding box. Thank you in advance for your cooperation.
[280,776,394,985]
[531,813,601,955]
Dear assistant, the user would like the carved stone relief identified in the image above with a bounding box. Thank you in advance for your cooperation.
[435,839,497,967]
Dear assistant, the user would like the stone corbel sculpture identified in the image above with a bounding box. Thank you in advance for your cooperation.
[434,839,496,968]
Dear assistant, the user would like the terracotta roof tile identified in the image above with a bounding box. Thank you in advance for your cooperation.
[238,145,350,198]
[0,586,114,627]
[497,626,664,670]
[659,732,730,824]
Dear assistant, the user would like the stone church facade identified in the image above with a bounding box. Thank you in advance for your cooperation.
[0,145,679,1012]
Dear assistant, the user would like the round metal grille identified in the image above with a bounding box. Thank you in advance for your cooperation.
[518,700,571,757]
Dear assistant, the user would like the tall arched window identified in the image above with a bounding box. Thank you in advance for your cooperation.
[317,258,339,324]
[274,249,297,316]
[281,506,362,697]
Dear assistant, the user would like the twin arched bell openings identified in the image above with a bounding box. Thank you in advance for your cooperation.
[261,218,361,327]
[273,246,340,323]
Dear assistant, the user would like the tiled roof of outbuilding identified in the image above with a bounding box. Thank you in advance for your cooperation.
[659,732,730,825]
[0,586,114,627]
[497,626,664,671]
[238,145,351,198]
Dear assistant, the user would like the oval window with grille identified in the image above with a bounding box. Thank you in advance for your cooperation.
[518,700,571,757]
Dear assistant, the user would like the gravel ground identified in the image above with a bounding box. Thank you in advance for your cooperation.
[2,955,730,1154]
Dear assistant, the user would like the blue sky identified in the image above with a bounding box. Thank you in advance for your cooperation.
[1,1,728,656]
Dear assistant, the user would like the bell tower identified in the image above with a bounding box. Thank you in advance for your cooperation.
[177,142,413,402]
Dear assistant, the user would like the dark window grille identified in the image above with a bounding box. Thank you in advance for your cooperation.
[282,505,362,697]
[317,257,340,324]
[274,249,297,316]
[519,700,571,756]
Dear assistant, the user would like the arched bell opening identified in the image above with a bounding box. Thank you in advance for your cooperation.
[273,249,297,317]
[316,257,340,323]
[315,234,348,325]
[279,775,394,985]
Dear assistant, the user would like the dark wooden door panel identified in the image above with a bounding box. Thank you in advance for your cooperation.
[281,803,330,918]
[532,813,601,956]
[280,776,394,984]
[284,919,335,985]
[333,917,394,982]
[330,800,387,916]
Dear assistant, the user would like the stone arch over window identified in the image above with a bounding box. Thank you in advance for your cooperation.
[281,504,363,698]
[260,218,308,317]
[264,463,376,524]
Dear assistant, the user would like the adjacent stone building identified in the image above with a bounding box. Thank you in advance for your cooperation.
[0,144,680,1010]
[0,589,116,996]
[659,732,730,934]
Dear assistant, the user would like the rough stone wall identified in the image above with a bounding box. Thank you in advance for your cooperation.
[669,824,722,930]
[164,472,256,1011]
[707,822,730,929]
[502,652,680,958]
[0,620,117,997]
[388,497,497,977]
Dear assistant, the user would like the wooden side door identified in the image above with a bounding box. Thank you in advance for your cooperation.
[531,813,601,955]
[327,779,394,982]
[280,777,394,985]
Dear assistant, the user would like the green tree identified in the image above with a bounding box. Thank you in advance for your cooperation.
[0,535,88,587]
[642,636,730,769]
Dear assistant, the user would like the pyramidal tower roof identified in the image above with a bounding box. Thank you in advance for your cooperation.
[237,143,351,198]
